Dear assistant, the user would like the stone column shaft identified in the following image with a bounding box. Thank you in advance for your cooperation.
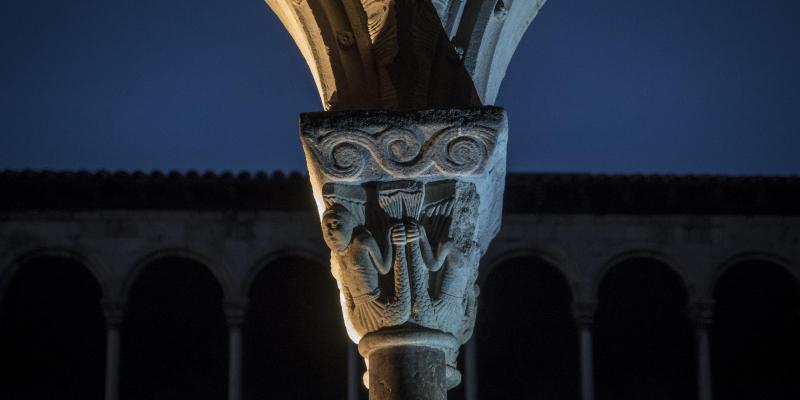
[101,300,124,400]
[369,346,446,400]
[359,330,456,400]
[228,325,243,400]
[463,337,478,400]
[348,343,361,400]
[105,326,121,400]
[579,326,595,400]
[691,302,715,400]
[224,301,247,400]
[573,301,597,400]
[697,326,712,400]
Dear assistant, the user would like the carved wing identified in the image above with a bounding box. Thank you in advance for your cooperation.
[377,180,425,220]
[420,196,454,249]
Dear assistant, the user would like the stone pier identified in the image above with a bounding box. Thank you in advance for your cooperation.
[262,0,549,398]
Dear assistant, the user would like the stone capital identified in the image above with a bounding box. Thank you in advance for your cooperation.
[101,299,125,328]
[688,301,715,329]
[223,299,249,327]
[302,107,507,390]
[302,107,507,253]
[572,301,598,328]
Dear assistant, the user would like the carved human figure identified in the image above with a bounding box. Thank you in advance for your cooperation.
[322,204,411,337]
[404,218,436,325]
[408,219,477,339]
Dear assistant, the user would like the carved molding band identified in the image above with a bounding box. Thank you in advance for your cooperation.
[301,107,507,182]
[308,125,496,180]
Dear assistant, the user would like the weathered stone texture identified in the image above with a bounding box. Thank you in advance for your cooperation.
[303,107,507,391]
[368,346,446,400]
[265,0,548,110]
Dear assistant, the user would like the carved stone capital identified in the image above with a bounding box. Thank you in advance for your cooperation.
[302,107,507,252]
[572,301,598,328]
[101,299,125,328]
[223,300,249,327]
[302,107,507,389]
[688,301,715,329]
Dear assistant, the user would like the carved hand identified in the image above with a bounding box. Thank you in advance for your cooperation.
[406,219,422,242]
[391,223,407,245]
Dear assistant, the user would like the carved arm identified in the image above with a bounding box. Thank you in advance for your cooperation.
[416,223,452,272]
[367,223,406,275]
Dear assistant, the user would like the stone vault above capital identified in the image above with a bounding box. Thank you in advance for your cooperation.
[264,0,548,110]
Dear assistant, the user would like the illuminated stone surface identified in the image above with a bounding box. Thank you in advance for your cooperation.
[263,1,545,398]
[303,107,507,390]
[264,0,547,110]
[363,332,447,400]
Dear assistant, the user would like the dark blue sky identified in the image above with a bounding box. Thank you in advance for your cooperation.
[1,0,798,174]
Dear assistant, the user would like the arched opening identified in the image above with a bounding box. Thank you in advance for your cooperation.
[476,256,580,399]
[712,260,800,399]
[595,257,695,400]
[0,256,105,399]
[120,256,227,400]
[244,256,349,399]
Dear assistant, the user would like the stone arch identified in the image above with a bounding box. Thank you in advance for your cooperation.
[593,251,697,400]
[592,249,695,302]
[0,247,113,302]
[476,251,581,400]
[120,250,228,400]
[240,247,329,299]
[0,248,107,399]
[710,252,800,399]
[480,246,580,301]
[242,251,349,399]
[709,251,799,299]
[264,0,547,109]
[121,247,235,302]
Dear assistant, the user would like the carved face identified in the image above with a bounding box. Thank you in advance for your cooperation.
[322,206,356,251]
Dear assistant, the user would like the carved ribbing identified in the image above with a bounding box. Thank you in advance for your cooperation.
[264,0,548,110]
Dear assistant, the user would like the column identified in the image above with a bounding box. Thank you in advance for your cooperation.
[573,301,597,400]
[262,1,549,398]
[690,301,715,400]
[463,336,478,400]
[359,329,456,400]
[101,300,124,400]
[348,343,361,400]
[224,300,247,400]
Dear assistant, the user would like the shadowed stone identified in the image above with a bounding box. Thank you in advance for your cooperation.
[264,0,548,110]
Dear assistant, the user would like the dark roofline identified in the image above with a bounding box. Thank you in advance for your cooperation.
[1,170,799,215]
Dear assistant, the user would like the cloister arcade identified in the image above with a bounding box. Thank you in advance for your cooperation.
[0,172,798,400]
[2,245,797,400]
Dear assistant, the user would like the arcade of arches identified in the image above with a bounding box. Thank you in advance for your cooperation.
[1,172,798,400]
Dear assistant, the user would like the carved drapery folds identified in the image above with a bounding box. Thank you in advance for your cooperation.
[302,107,507,388]
[265,0,547,110]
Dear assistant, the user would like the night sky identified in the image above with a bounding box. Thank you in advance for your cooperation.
[1,0,798,175]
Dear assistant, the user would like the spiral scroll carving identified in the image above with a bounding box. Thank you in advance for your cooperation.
[309,125,497,180]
